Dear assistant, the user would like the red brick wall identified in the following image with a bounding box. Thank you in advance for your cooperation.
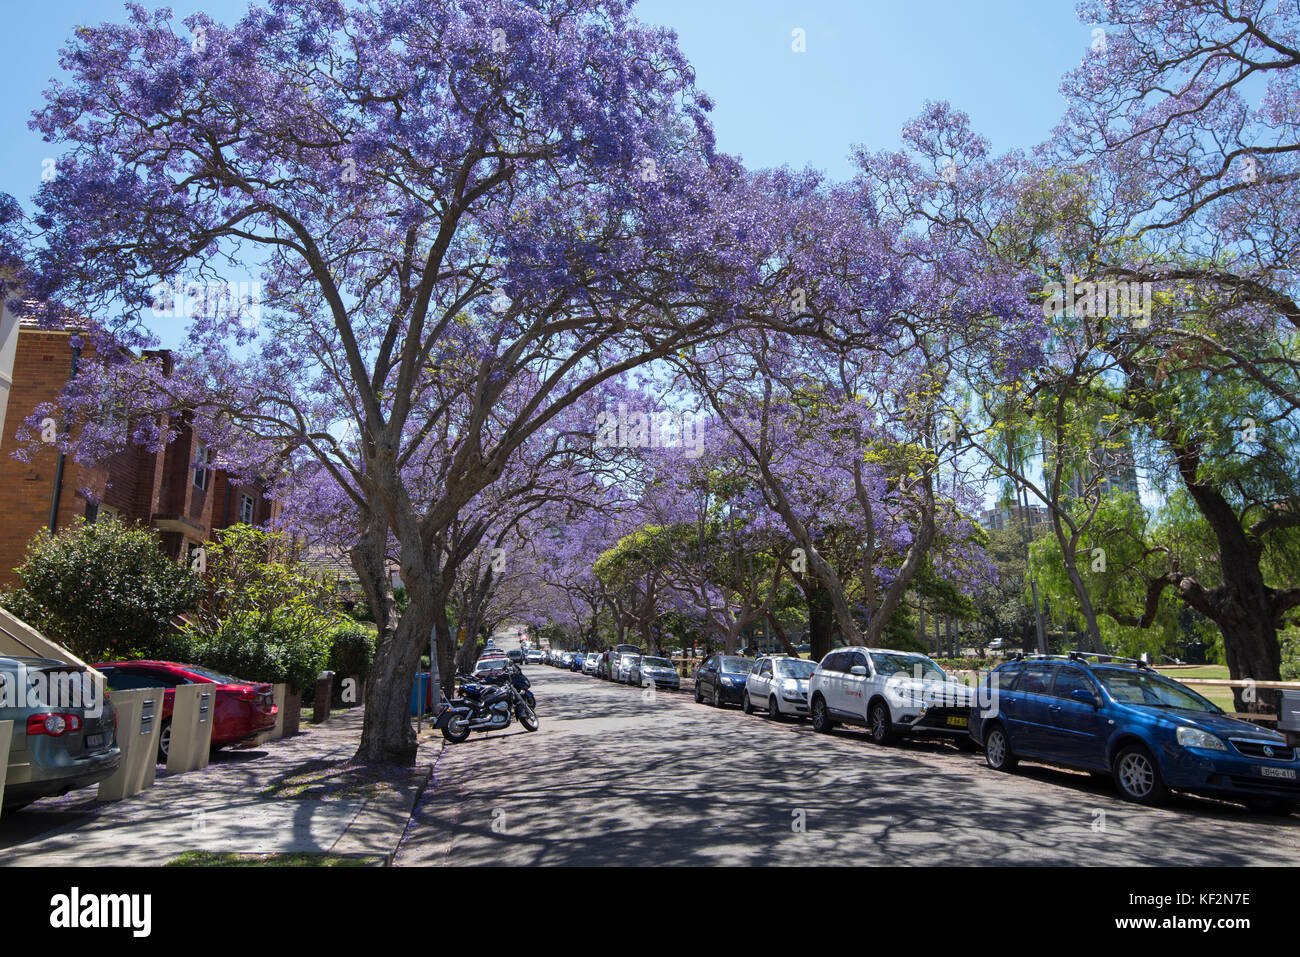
[0,328,277,587]
[0,329,81,587]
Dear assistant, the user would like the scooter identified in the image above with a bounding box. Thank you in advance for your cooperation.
[434,671,539,743]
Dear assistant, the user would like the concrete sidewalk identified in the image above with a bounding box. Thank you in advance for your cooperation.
[0,708,441,866]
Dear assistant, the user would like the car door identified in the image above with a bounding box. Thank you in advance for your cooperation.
[1045,665,1110,769]
[749,659,771,701]
[698,655,717,696]
[843,651,870,720]
[816,652,843,713]
[1007,662,1057,754]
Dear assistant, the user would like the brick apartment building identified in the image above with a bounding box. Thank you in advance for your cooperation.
[0,313,275,589]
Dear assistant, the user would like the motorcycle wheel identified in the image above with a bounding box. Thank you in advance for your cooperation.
[517,704,540,732]
[441,714,472,743]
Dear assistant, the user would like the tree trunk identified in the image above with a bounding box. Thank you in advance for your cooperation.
[355,584,435,765]
[807,581,834,661]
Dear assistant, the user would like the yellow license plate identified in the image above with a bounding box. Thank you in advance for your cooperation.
[946,716,968,728]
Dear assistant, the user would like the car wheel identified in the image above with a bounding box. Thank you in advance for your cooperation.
[1113,744,1169,805]
[1245,797,1298,816]
[983,723,1018,772]
[712,686,722,708]
[768,696,784,721]
[743,692,754,714]
[869,701,897,746]
[811,696,835,733]
[157,718,172,764]
[694,683,703,703]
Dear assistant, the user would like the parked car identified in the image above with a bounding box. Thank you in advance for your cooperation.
[694,654,754,707]
[525,650,543,664]
[988,638,1006,653]
[582,653,601,675]
[603,645,641,680]
[971,653,1300,812]
[807,647,977,749]
[616,653,641,683]
[569,651,585,672]
[473,656,512,676]
[744,655,816,719]
[94,660,278,762]
[1,656,121,811]
[630,655,680,690]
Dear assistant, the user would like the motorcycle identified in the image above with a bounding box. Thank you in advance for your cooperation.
[435,669,539,743]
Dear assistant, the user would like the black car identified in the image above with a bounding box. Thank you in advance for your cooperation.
[694,654,753,707]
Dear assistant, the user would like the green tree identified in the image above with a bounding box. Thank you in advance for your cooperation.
[174,525,344,692]
[0,517,201,661]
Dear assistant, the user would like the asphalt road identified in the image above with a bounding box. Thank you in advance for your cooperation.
[395,666,1300,866]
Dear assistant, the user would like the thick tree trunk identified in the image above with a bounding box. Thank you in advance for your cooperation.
[807,581,834,661]
[355,585,435,765]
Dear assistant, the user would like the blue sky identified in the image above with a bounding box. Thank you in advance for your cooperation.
[1,0,1093,206]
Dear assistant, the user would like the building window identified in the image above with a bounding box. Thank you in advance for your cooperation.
[240,494,255,524]
[193,443,209,491]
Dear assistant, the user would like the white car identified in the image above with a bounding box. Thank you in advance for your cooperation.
[582,653,601,675]
[743,655,816,719]
[807,647,977,749]
[616,653,640,683]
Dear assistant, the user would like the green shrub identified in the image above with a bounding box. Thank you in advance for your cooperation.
[0,517,201,660]
[327,623,376,682]
[171,610,331,693]
[178,525,345,692]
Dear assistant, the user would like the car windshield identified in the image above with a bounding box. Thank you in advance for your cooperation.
[183,664,246,685]
[869,653,947,681]
[775,659,817,679]
[642,657,672,668]
[720,657,750,672]
[1095,668,1219,712]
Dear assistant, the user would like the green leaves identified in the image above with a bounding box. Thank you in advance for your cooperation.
[2,516,202,660]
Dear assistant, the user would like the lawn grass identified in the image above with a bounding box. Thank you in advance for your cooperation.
[166,851,381,867]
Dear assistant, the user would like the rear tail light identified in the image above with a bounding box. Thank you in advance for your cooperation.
[26,713,83,736]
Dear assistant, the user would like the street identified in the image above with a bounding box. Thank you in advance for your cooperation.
[397,666,1300,866]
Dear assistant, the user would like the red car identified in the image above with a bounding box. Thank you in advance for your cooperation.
[93,660,278,762]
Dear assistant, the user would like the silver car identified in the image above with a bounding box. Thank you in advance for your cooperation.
[744,655,817,719]
[630,655,681,690]
[616,653,640,683]
[1,656,121,810]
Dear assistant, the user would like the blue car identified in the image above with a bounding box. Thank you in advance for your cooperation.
[970,653,1299,813]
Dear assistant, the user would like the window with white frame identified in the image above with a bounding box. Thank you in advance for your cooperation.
[193,443,209,491]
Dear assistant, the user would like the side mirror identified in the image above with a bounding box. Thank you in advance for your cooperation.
[1070,688,1099,706]
[850,665,868,676]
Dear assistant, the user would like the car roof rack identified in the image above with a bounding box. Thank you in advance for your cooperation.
[1066,650,1155,671]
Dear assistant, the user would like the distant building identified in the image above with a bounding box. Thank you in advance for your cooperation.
[0,319,275,588]
[978,502,1050,531]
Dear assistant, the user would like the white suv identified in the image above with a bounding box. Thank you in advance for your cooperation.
[807,646,977,750]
